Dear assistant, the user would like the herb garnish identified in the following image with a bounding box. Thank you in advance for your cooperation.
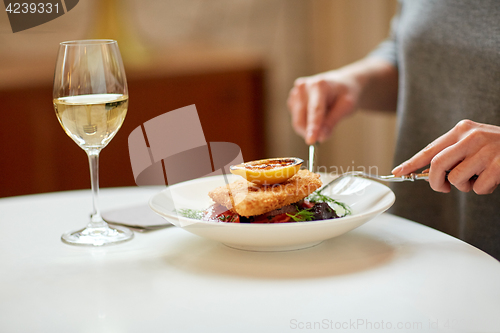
[286,209,315,222]
[178,208,204,220]
[218,214,238,222]
[307,191,352,217]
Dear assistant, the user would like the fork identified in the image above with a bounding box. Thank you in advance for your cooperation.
[319,170,477,193]
[319,171,430,192]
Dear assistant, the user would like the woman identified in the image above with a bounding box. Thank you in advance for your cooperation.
[288,0,500,259]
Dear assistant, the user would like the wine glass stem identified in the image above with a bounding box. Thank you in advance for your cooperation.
[87,149,106,229]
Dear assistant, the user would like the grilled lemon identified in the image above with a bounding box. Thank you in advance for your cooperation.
[229,157,304,185]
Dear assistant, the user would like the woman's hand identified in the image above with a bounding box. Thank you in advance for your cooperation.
[287,58,398,145]
[392,120,500,194]
[287,70,360,145]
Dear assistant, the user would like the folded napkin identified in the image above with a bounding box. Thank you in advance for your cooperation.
[102,204,170,229]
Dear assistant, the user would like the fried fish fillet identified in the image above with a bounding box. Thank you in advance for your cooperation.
[208,169,322,217]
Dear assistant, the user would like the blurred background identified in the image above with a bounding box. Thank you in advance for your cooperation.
[0,0,397,198]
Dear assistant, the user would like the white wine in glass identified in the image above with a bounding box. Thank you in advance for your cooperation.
[53,40,133,246]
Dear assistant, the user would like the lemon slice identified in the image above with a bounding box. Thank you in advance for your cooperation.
[229,157,304,185]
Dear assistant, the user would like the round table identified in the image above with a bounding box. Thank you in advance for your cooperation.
[1,187,499,332]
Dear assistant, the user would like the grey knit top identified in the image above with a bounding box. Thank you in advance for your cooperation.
[369,0,500,259]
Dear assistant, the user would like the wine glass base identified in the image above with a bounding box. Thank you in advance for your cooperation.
[61,225,134,246]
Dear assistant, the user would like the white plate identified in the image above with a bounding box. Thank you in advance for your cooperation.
[149,174,395,251]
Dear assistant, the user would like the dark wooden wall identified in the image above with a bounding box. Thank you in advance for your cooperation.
[0,66,265,197]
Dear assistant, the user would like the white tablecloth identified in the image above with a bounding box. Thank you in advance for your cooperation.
[1,187,499,332]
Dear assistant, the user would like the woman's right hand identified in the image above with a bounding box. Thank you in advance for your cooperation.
[287,58,399,145]
[287,70,361,145]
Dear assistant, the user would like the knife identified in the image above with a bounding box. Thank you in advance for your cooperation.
[309,143,317,172]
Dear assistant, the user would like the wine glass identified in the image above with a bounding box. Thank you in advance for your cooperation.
[53,40,133,246]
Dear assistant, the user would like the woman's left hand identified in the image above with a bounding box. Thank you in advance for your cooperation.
[392,119,500,194]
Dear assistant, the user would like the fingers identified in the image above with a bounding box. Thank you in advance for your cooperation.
[472,157,500,195]
[392,119,500,195]
[444,159,478,193]
[288,78,332,145]
[445,149,486,193]
[318,93,355,142]
[305,80,328,145]
[392,127,460,176]
[288,71,361,145]
[428,127,488,192]
[465,146,500,195]
[392,121,480,176]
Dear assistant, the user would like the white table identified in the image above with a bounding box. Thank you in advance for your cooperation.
[1,187,499,333]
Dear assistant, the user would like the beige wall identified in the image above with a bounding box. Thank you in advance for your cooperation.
[0,0,398,174]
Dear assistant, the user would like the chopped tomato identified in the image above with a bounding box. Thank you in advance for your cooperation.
[301,201,315,209]
[251,212,293,223]
[252,214,269,223]
[216,211,240,223]
[269,213,292,223]
[204,204,228,219]
[204,204,240,222]
[203,204,297,223]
